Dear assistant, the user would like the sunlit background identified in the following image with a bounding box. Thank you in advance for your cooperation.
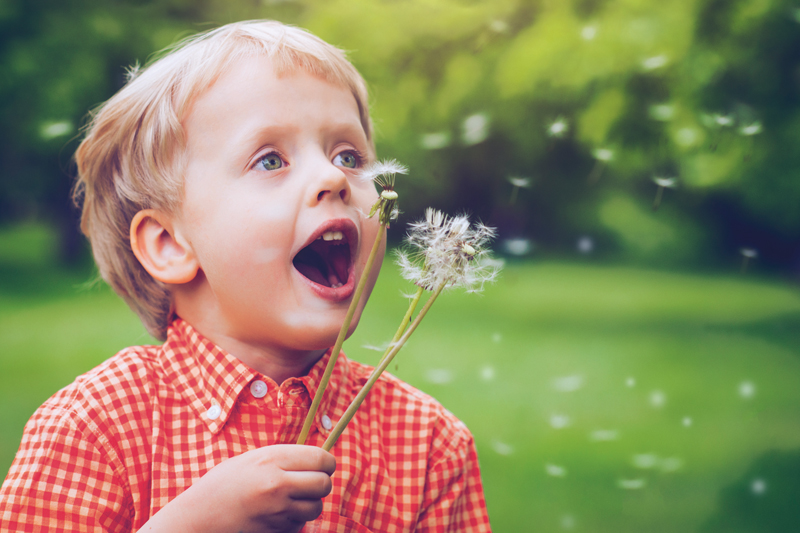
[2,1,800,531]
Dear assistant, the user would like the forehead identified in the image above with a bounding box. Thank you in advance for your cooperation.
[183,55,364,141]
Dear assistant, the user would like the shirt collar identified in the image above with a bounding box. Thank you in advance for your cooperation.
[159,318,351,437]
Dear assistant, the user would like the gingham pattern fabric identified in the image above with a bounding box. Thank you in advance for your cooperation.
[0,319,491,532]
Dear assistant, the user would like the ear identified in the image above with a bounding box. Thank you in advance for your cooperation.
[130,209,199,285]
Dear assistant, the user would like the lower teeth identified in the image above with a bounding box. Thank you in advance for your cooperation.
[331,282,343,289]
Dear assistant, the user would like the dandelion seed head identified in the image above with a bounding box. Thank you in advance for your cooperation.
[359,159,408,189]
[397,209,500,293]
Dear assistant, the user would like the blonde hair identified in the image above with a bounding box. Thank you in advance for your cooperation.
[74,20,373,340]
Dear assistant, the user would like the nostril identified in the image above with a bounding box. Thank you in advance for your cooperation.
[339,189,347,201]
[317,190,327,202]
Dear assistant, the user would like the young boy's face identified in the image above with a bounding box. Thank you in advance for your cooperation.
[172,55,383,359]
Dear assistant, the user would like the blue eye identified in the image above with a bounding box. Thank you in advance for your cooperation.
[333,151,359,169]
[258,153,283,171]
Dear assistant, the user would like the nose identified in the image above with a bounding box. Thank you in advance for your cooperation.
[309,160,351,206]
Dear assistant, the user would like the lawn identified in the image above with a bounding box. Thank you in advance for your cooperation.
[2,222,800,532]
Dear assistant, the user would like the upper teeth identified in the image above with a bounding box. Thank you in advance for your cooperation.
[320,231,344,241]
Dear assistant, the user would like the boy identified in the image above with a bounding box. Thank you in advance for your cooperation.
[0,20,491,532]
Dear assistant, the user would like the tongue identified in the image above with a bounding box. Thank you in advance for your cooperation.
[328,245,350,286]
[295,263,329,286]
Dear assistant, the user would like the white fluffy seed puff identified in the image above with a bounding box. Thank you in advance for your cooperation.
[360,159,408,224]
[396,208,501,293]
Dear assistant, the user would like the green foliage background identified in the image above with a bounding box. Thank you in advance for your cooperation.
[1,0,799,269]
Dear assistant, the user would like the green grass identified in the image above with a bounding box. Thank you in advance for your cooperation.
[2,222,800,532]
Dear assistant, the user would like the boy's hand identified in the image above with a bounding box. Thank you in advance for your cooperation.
[141,445,336,533]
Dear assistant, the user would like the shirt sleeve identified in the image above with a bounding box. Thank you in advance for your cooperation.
[0,401,133,532]
[415,430,492,532]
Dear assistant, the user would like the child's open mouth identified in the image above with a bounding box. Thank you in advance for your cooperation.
[292,219,357,296]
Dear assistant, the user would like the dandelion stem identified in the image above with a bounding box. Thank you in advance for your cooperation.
[378,286,424,367]
[323,280,448,451]
[296,222,386,445]
[652,186,664,211]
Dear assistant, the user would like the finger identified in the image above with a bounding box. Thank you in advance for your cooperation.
[285,471,333,500]
[267,445,336,475]
[286,497,325,524]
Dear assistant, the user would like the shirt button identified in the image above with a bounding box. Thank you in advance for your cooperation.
[321,414,332,431]
[250,380,268,399]
[206,405,222,420]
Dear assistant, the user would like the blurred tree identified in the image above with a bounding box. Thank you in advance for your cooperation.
[1,0,798,271]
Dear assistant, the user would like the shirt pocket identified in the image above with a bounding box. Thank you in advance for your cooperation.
[301,511,374,533]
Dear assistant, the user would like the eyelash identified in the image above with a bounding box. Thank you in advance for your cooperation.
[339,148,365,168]
[254,150,286,172]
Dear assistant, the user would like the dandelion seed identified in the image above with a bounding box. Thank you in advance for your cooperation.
[491,440,514,455]
[397,208,500,293]
[649,390,666,408]
[675,127,700,147]
[361,342,390,352]
[587,148,613,183]
[550,414,571,429]
[660,457,683,472]
[553,375,584,392]
[480,365,496,381]
[425,369,453,385]
[577,236,594,254]
[739,122,762,136]
[652,176,677,211]
[560,514,577,530]
[683,416,693,427]
[738,380,756,399]
[462,113,490,145]
[124,61,142,83]
[508,176,532,188]
[626,377,636,387]
[503,238,531,256]
[420,132,451,150]
[739,248,758,274]
[642,55,668,70]
[491,332,502,343]
[545,463,567,477]
[489,19,509,33]
[632,453,659,469]
[590,429,619,441]
[581,25,598,40]
[39,121,73,140]
[547,117,569,138]
[593,148,614,162]
[751,478,767,495]
[508,176,532,204]
[617,478,646,490]
[649,104,675,121]
[713,113,734,127]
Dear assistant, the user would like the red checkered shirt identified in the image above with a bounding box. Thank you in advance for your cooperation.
[0,318,491,532]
